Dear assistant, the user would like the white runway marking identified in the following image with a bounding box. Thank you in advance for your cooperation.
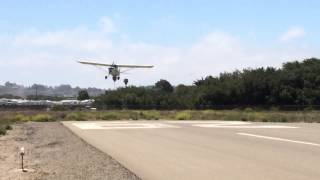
[193,121,298,129]
[196,125,298,129]
[73,122,179,130]
[238,133,320,147]
[74,121,299,129]
[165,121,238,124]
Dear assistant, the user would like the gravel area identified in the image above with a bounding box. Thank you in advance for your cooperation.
[0,122,140,180]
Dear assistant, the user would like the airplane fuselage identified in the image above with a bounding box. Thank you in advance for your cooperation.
[108,65,121,81]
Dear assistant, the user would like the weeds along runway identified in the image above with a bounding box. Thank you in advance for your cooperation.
[63,120,320,180]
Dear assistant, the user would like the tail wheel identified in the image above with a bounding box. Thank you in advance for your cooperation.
[124,78,129,86]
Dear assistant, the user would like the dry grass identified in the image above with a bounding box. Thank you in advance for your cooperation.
[1,109,319,136]
[0,109,319,129]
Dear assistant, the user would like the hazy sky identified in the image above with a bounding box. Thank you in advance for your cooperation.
[0,0,319,88]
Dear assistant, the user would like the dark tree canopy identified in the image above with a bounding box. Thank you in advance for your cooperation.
[155,79,174,93]
[94,58,320,110]
[78,90,90,100]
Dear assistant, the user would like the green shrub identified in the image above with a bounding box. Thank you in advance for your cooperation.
[13,114,30,122]
[51,106,67,111]
[31,114,54,122]
[0,127,6,135]
[175,111,191,120]
[128,112,140,120]
[99,112,120,120]
[244,107,254,112]
[268,114,289,122]
[66,112,87,121]
[279,116,288,122]
[223,111,242,120]
[139,111,160,120]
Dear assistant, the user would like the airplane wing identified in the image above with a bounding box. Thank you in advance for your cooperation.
[78,61,113,67]
[117,64,154,68]
[78,61,154,68]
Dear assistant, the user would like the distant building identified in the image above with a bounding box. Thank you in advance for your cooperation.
[0,98,95,107]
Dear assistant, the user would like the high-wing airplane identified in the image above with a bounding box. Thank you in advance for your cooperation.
[78,61,154,84]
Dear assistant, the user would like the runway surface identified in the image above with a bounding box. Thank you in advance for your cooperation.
[63,121,320,180]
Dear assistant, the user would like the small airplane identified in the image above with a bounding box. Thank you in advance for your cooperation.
[78,61,154,84]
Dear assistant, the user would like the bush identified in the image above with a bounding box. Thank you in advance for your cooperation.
[244,107,254,112]
[139,111,160,120]
[125,111,139,120]
[175,111,191,120]
[51,106,67,111]
[66,112,87,121]
[0,127,6,135]
[31,114,54,122]
[279,116,288,122]
[99,112,120,120]
[268,114,288,122]
[13,114,30,122]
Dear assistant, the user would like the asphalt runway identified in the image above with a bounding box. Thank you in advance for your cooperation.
[63,121,320,180]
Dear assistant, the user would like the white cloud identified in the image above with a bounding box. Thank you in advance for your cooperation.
[12,27,113,51]
[280,27,306,42]
[0,19,318,89]
[100,16,117,33]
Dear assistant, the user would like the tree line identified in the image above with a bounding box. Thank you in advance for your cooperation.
[94,58,320,110]
[0,82,104,98]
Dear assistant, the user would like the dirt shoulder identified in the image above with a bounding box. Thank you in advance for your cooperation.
[0,122,140,180]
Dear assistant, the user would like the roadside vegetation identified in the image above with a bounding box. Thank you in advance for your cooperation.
[94,58,320,110]
[0,117,13,135]
[0,109,320,128]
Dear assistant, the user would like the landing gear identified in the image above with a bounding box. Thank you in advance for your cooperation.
[105,75,108,79]
[124,78,129,87]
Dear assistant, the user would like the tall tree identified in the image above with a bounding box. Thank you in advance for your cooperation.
[155,79,174,93]
[78,90,90,100]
